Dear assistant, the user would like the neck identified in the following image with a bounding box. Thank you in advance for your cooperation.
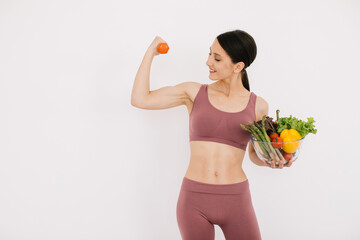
[216,74,248,97]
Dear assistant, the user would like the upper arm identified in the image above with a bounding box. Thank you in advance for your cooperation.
[134,82,196,110]
[248,96,269,154]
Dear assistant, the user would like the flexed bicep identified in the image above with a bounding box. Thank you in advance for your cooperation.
[133,82,195,110]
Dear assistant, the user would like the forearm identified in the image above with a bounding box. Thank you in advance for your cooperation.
[249,151,267,167]
[131,50,155,106]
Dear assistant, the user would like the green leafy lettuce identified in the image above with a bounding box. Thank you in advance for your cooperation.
[276,115,317,138]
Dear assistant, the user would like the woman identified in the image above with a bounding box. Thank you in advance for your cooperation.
[131,29,294,240]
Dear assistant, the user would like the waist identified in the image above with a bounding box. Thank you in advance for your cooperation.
[185,158,247,185]
[187,141,247,183]
[180,176,249,194]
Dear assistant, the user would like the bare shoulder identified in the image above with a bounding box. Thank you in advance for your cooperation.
[254,95,269,121]
[177,81,202,103]
[176,82,202,115]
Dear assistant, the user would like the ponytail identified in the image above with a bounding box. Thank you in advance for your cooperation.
[241,69,250,91]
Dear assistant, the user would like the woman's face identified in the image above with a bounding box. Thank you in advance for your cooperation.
[206,38,243,81]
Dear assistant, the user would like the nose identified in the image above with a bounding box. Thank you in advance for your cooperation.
[206,57,212,68]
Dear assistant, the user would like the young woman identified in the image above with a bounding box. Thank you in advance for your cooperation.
[131,29,294,240]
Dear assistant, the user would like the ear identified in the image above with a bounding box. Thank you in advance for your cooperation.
[234,62,245,73]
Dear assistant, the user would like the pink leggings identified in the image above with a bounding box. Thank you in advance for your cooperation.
[176,177,262,240]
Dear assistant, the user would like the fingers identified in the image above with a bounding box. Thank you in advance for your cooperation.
[285,159,293,167]
[271,160,276,168]
[271,160,283,169]
[279,160,284,168]
[264,160,271,167]
[269,160,290,169]
[265,159,295,169]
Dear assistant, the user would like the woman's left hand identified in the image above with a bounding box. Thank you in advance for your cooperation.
[265,159,294,169]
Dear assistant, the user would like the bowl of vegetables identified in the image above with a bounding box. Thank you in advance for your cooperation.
[241,110,317,166]
[250,135,305,165]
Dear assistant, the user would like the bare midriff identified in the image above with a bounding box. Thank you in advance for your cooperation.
[184,141,248,185]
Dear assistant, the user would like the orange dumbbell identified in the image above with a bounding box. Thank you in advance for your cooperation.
[157,42,169,54]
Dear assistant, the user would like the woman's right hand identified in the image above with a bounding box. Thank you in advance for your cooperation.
[146,36,167,57]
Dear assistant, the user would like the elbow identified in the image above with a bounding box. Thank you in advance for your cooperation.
[131,101,142,109]
[131,93,150,108]
[131,94,142,107]
[131,96,140,107]
[131,98,145,109]
[131,99,137,107]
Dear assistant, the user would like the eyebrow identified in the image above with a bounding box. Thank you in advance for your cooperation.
[209,47,221,57]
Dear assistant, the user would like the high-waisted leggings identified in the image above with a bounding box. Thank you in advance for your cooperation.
[176,177,262,240]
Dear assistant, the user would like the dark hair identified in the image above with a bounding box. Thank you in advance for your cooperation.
[216,29,257,91]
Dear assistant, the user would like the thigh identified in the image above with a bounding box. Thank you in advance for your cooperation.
[217,192,262,240]
[176,189,215,240]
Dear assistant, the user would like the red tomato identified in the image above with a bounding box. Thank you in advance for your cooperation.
[271,136,283,148]
[270,133,279,139]
[283,152,293,161]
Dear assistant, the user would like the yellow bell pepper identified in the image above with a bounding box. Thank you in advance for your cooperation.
[280,129,302,153]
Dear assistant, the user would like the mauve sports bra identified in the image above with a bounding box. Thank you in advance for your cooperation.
[189,84,257,150]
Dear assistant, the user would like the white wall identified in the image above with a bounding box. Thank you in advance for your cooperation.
[0,0,359,239]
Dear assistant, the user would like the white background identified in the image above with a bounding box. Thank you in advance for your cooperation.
[1,0,359,239]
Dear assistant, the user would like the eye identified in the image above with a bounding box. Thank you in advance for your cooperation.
[209,53,220,61]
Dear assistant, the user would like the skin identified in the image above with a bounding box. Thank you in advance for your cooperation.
[186,38,293,183]
[132,36,293,185]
